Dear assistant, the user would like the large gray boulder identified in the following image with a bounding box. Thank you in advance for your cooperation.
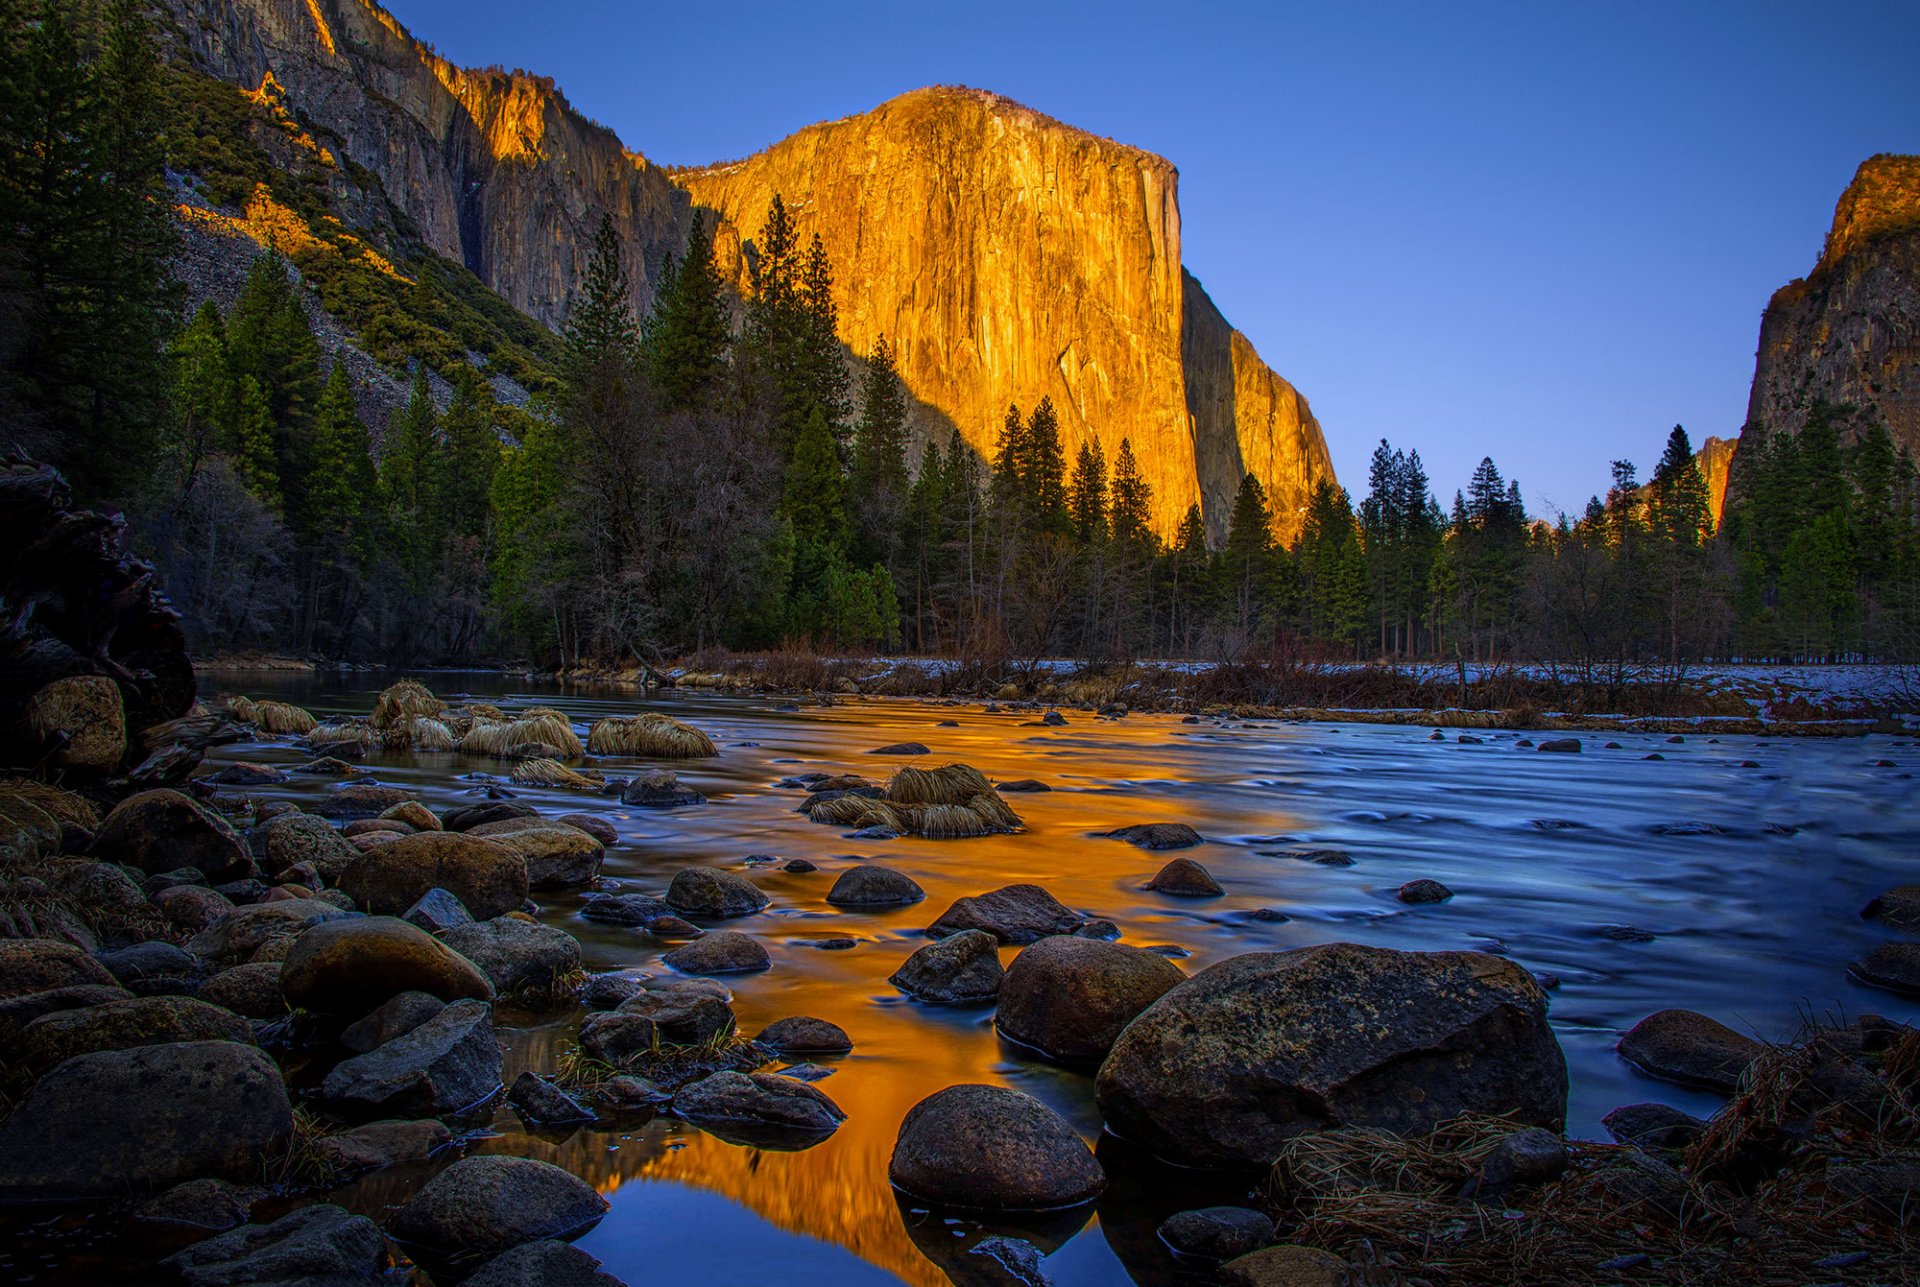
[321,998,502,1117]
[1096,943,1568,1169]
[890,929,1003,1004]
[672,1071,845,1145]
[465,1240,627,1287]
[338,831,529,920]
[281,916,493,1015]
[88,789,252,881]
[250,813,360,883]
[926,884,1085,944]
[388,1155,609,1265]
[164,1203,387,1286]
[475,825,604,890]
[0,1040,293,1198]
[440,918,582,1000]
[997,935,1183,1064]
[20,995,253,1074]
[888,1084,1105,1209]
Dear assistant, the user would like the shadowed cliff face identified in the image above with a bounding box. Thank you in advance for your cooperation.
[166,0,689,326]
[676,86,1335,542]
[1743,155,1920,459]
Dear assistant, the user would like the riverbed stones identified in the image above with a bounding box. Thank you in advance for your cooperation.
[756,1016,853,1054]
[134,1177,260,1235]
[579,892,673,927]
[443,801,538,832]
[1601,1102,1708,1150]
[187,900,355,964]
[478,825,604,889]
[672,1070,845,1142]
[197,961,286,1018]
[997,936,1183,1063]
[1096,943,1569,1169]
[314,1118,451,1173]
[341,990,446,1053]
[440,917,582,999]
[21,994,254,1074]
[202,762,288,788]
[1537,739,1583,753]
[665,867,768,918]
[156,884,232,932]
[388,1155,609,1262]
[926,884,1085,944]
[97,940,203,992]
[888,1084,1105,1209]
[1219,1244,1347,1287]
[580,988,735,1062]
[582,972,647,1010]
[1144,857,1223,897]
[464,1239,627,1287]
[89,789,251,881]
[556,813,618,845]
[316,783,420,820]
[826,864,926,907]
[619,770,705,809]
[1398,878,1454,904]
[0,1040,292,1198]
[405,887,475,935]
[870,742,930,756]
[1864,885,1920,930]
[322,998,502,1117]
[1617,1009,1764,1091]
[0,983,130,1039]
[379,800,441,832]
[1849,941,1920,997]
[661,930,769,975]
[891,929,1004,1004]
[165,1204,388,1287]
[1158,1206,1276,1262]
[1103,822,1204,850]
[508,1071,594,1127]
[282,916,493,1015]
[0,938,117,998]
[339,831,529,920]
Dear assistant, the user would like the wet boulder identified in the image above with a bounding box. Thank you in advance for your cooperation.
[1398,879,1454,904]
[997,936,1183,1064]
[508,1071,595,1127]
[826,864,926,907]
[89,789,251,881]
[133,1177,259,1237]
[474,825,603,890]
[1463,1126,1569,1198]
[888,1084,1105,1209]
[581,972,647,1011]
[1863,884,1920,931]
[404,887,475,935]
[1096,943,1569,1169]
[21,994,253,1075]
[96,941,203,994]
[664,867,768,919]
[314,1118,451,1173]
[388,1155,608,1265]
[1851,941,1920,997]
[440,918,583,1000]
[281,916,493,1016]
[619,770,705,809]
[1157,1206,1275,1263]
[870,742,930,756]
[164,1203,388,1287]
[338,831,529,921]
[340,990,447,1054]
[756,1016,853,1055]
[321,998,502,1117]
[1537,738,1582,753]
[926,884,1085,944]
[579,893,673,927]
[316,783,420,820]
[186,900,356,965]
[1144,857,1223,897]
[0,938,117,999]
[196,961,286,1019]
[580,986,734,1061]
[443,801,539,833]
[380,801,441,832]
[464,1239,626,1287]
[891,929,1003,1004]
[1102,823,1204,850]
[556,813,618,845]
[1601,1102,1708,1150]
[1617,1009,1764,1092]
[201,762,287,789]
[0,1040,292,1198]
[155,885,233,932]
[661,930,770,975]
[672,1070,845,1145]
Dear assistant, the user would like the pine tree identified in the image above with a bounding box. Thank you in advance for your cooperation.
[1026,398,1071,535]
[1069,439,1109,542]
[645,216,729,409]
[381,365,437,522]
[565,213,639,381]
[1649,424,1711,547]
[226,253,322,491]
[1221,472,1277,641]
[991,403,1031,520]
[1109,438,1153,547]
[798,233,851,437]
[302,364,374,550]
[849,335,909,565]
[439,373,498,539]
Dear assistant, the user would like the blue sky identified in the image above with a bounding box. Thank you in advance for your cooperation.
[386,0,1918,515]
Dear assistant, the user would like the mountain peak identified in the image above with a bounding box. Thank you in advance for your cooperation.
[1816,153,1920,277]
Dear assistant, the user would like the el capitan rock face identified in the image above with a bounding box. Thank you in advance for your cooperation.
[1740,154,1920,464]
[678,87,1334,541]
[166,4,1335,542]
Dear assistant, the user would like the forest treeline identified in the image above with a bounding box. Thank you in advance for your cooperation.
[5,3,1919,673]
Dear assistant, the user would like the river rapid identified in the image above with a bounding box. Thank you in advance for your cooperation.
[195,672,1920,1286]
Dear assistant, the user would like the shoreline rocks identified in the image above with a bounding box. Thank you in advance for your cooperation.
[888,1084,1105,1209]
[1616,1009,1764,1092]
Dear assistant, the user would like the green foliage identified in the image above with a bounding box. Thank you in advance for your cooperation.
[645,216,729,410]
[849,335,909,566]
[1069,439,1109,542]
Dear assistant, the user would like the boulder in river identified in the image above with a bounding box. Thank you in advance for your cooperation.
[1600,1102,1709,1151]
[440,917,582,1001]
[1096,943,1568,1169]
[579,892,673,927]
[1157,1206,1275,1263]
[580,987,735,1062]
[1143,857,1223,897]
[339,831,529,921]
[891,929,1003,1004]
[478,825,604,889]
[388,1155,608,1267]
[314,1118,451,1173]
[252,813,361,883]
[756,1016,853,1054]
[322,998,502,1117]
[1219,1245,1348,1287]
[619,770,706,809]
[464,1239,627,1287]
[405,887,475,935]
[1536,738,1582,753]
[21,994,253,1074]
[340,990,447,1054]
[1863,884,1920,931]
[664,867,769,919]
[164,1203,388,1287]
[0,1040,292,1198]
[316,783,421,820]
[508,1071,595,1127]
[443,801,539,833]
[826,864,926,907]
[888,1083,1105,1209]
[1397,878,1454,904]
[281,916,493,1016]
[661,930,770,975]
[89,789,251,881]
[1848,942,1920,997]
[672,1070,845,1145]
[870,742,930,756]
[1616,1009,1764,1092]
[187,900,356,965]
[997,936,1183,1064]
[926,884,1085,944]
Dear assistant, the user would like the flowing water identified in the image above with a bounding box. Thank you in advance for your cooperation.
[186,674,1919,1284]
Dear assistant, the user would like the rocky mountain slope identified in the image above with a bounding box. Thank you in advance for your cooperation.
[162,0,1334,542]
[1742,154,1920,456]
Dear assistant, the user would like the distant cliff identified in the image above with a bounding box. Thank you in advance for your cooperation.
[1743,154,1920,457]
[1696,434,1737,529]
[164,2,1334,541]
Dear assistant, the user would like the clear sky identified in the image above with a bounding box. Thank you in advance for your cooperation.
[386,0,1918,516]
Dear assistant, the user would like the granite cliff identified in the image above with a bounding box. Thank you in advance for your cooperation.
[163,1,1334,542]
[1742,154,1920,458]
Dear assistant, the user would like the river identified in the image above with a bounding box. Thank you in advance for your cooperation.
[194,672,1920,1285]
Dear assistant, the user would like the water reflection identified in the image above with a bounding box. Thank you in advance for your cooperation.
[200,674,1920,1284]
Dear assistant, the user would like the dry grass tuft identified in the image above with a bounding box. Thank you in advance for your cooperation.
[806,795,905,831]
[0,779,99,830]
[462,709,583,759]
[370,679,445,730]
[886,763,993,805]
[232,698,317,735]
[587,713,719,759]
[510,758,605,790]
[306,719,381,754]
[381,715,459,752]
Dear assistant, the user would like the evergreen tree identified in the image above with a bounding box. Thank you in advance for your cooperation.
[225,253,322,491]
[439,373,498,539]
[565,213,639,380]
[849,335,909,565]
[798,233,851,438]
[1069,439,1109,542]
[1109,438,1152,547]
[645,216,729,409]
[381,365,437,524]
[1221,472,1277,643]
[1649,424,1711,547]
[1026,397,1071,535]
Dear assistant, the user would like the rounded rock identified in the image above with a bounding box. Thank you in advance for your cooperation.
[338,831,529,921]
[388,1155,609,1264]
[997,935,1183,1064]
[1617,1009,1764,1092]
[281,916,494,1015]
[665,867,769,919]
[1144,857,1223,897]
[756,1016,853,1054]
[890,929,1003,1004]
[662,930,770,976]
[826,864,926,907]
[888,1084,1105,1209]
